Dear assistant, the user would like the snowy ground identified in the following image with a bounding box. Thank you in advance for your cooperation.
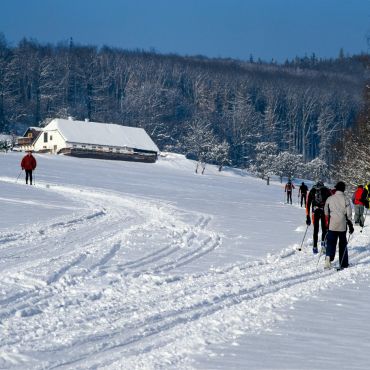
[0,151,370,369]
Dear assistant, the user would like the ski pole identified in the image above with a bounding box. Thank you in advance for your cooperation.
[15,170,22,183]
[338,234,352,269]
[360,208,368,233]
[298,224,309,251]
[316,233,328,268]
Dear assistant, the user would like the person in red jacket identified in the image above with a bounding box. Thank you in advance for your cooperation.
[21,151,37,185]
[352,184,365,227]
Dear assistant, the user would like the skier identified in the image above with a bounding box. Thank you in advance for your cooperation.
[352,184,365,227]
[298,182,308,207]
[360,182,370,209]
[21,151,37,185]
[305,180,332,254]
[285,180,295,204]
[324,181,354,269]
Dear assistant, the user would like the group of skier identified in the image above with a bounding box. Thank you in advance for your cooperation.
[17,150,368,270]
[285,179,369,269]
[284,180,309,207]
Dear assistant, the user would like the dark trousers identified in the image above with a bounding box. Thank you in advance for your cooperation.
[287,191,292,204]
[326,230,348,268]
[312,208,327,248]
[300,193,307,207]
[25,170,33,184]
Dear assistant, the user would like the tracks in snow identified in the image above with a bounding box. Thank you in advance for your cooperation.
[1,178,370,369]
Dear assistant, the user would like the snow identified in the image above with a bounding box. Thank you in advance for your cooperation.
[1,151,370,369]
[44,118,159,152]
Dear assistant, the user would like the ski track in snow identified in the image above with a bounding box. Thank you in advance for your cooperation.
[0,177,370,369]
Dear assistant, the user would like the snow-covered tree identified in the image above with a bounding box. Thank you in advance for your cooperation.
[184,119,217,174]
[333,70,370,188]
[251,142,278,179]
[273,152,303,181]
[210,140,230,171]
[303,158,329,181]
[0,134,12,152]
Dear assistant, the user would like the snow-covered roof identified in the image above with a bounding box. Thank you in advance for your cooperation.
[44,118,159,152]
[21,127,43,137]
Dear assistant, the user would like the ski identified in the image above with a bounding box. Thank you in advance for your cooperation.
[323,266,348,271]
[336,265,351,271]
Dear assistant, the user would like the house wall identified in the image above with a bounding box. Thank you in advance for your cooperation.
[17,140,35,152]
[16,129,42,152]
[60,148,157,163]
[33,130,66,153]
[68,142,134,154]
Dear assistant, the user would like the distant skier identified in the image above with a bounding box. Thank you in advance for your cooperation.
[360,182,370,209]
[21,151,37,185]
[352,184,365,227]
[285,180,295,204]
[324,181,353,269]
[298,182,308,207]
[305,180,332,254]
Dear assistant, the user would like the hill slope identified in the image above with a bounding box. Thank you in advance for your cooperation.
[1,152,370,369]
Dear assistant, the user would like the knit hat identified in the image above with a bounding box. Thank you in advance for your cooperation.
[335,181,346,192]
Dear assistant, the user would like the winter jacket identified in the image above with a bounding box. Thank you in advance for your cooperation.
[352,187,364,206]
[324,191,352,232]
[299,184,308,195]
[21,154,37,171]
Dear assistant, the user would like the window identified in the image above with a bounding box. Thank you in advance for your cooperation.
[50,135,53,141]
[43,133,48,143]
[109,147,113,152]
[28,133,33,138]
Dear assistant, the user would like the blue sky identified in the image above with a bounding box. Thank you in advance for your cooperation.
[1,0,369,62]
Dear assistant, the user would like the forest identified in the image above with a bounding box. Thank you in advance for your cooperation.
[0,33,368,177]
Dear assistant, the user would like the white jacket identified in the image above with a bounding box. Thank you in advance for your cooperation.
[324,191,352,232]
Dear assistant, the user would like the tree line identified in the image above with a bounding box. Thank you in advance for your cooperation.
[0,34,367,175]
[333,54,370,188]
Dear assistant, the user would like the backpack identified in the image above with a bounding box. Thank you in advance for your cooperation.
[313,186,324,208]
[360,184,370,205]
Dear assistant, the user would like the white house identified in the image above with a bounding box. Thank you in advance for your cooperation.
[32,118,159,162]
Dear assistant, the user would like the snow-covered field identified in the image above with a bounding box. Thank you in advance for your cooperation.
[1,151,370,369]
